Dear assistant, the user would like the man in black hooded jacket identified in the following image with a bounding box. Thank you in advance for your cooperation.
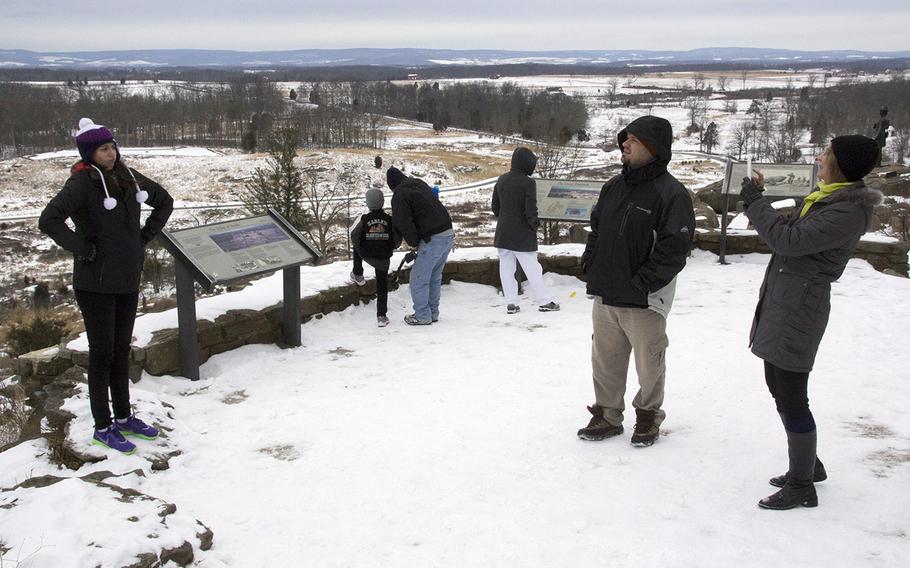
[577,115,695,447]
[387,166,455,325]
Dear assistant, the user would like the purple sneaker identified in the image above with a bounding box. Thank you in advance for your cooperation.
[116,414,159,440]
[92,426,137,454]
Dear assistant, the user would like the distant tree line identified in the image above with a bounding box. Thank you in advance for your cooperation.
[0,78,392,157]
[320,80,590,143]
[0,79,285,157]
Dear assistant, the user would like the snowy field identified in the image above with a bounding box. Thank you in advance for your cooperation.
[1,248,909,567]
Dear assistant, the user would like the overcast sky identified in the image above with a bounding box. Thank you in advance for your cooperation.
[3,1,908,52]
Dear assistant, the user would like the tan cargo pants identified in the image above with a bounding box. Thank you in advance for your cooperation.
[591,300,669,427]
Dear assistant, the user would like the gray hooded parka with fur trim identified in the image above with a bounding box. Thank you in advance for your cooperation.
[744,182,882,372]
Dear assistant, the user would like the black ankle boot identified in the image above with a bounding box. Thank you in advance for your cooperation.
[769,457,827,488]
[759,481,818,509]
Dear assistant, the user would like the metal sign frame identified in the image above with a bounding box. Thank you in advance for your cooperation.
[159,208,321,380]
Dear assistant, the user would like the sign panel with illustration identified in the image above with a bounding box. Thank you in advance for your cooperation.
[160,209,319,289]
[723,161,818,198]
[535,179,605,222]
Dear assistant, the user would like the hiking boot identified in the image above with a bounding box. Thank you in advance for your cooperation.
[92,425,137,454]
[538,301,560,312]
[769,457,827,488]
[631,408,659,447]
[350,271,366,286]
[759,481,818,510]
[506,304,520,314]
[377,315,390,327]
[404,314,432,326]
[577,405,624,441]
[116,414,159,440]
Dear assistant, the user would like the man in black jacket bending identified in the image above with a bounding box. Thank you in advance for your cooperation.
[577,115,695,447]
[387,167,455,326]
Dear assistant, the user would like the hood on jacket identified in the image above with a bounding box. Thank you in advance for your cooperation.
[510,147,537,176]
[386,166,407,190]
[618,116,673,167]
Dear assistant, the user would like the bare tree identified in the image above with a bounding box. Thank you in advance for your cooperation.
[725,122,752,160]
[298,164,355,259]
[717,75,729,92]
[605,77,620,108]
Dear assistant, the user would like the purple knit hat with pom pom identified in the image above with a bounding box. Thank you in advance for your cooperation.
[74,118,118,163]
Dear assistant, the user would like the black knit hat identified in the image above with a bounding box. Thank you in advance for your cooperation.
[831,135,879,182]
[386,166,406,189]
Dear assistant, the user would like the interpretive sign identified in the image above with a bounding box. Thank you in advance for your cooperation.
[718,159,818,264]
[160,211,318,290]
[535,179,605,222]
[723,161,817,199]
[160,209,320,380]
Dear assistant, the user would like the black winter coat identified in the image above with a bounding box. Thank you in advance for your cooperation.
[39,162,174,294]
[745,183,881,372]
[582,117,695,313]
[492,147,540,252]
[390,177,453,247]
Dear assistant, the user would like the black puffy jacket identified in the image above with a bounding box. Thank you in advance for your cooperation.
[582,116,695,311]
[39,161,173,294]
[492,147,539,252]
[390,176,453,247]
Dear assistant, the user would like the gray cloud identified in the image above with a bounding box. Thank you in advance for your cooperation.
[1,1,907,51]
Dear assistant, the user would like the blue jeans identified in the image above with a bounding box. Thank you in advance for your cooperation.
[409,233,454,322]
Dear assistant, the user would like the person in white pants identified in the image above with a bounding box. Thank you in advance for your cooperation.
[491,147,559,314]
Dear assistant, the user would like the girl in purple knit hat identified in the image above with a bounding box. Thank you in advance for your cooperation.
[39,118,174,454]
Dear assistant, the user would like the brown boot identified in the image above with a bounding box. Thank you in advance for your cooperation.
[577,406,623,441]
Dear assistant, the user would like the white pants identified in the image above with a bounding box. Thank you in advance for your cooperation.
[497,249,552,305]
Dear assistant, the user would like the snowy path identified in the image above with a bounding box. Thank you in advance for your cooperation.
[3,251,909,567]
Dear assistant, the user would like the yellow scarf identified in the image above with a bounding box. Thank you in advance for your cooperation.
[799,181,853,218]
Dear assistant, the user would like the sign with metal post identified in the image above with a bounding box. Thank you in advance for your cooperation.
[159,208,320,380]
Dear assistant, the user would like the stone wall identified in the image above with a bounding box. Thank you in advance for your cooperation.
[12,239,904,384]
[693,232,910,276]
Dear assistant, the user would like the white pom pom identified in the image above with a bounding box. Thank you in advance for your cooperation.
[135,189,148,204]
[103,197,117,210]
[79,118,94,130]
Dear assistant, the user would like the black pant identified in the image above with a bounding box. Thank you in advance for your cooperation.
[75,290,139,430]
[764,361,815,433]
[352,251,390,316]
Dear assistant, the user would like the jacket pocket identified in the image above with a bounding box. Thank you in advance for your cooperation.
[770,272,809,309]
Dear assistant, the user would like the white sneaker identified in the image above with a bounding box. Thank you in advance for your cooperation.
[377,315,390,327]
[350,272,366,286]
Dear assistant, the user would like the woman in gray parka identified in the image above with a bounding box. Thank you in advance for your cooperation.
[739,135,882,510]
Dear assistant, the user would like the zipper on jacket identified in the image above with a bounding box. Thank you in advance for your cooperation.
[618,203,634,236]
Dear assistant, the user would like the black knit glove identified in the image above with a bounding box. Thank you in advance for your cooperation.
[404,250,417,263]
[739,177,765,208]
[78,243,97,263]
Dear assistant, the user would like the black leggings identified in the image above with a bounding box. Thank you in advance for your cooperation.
[352,252,390,316]
[75,290,139,430]
[764,361,815,433]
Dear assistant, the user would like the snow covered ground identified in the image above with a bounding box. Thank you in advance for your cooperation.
[2,248,909,567]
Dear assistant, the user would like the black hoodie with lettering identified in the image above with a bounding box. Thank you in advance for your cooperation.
[581,116,695,311]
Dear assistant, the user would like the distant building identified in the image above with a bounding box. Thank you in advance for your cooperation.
[407,73,419,81]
